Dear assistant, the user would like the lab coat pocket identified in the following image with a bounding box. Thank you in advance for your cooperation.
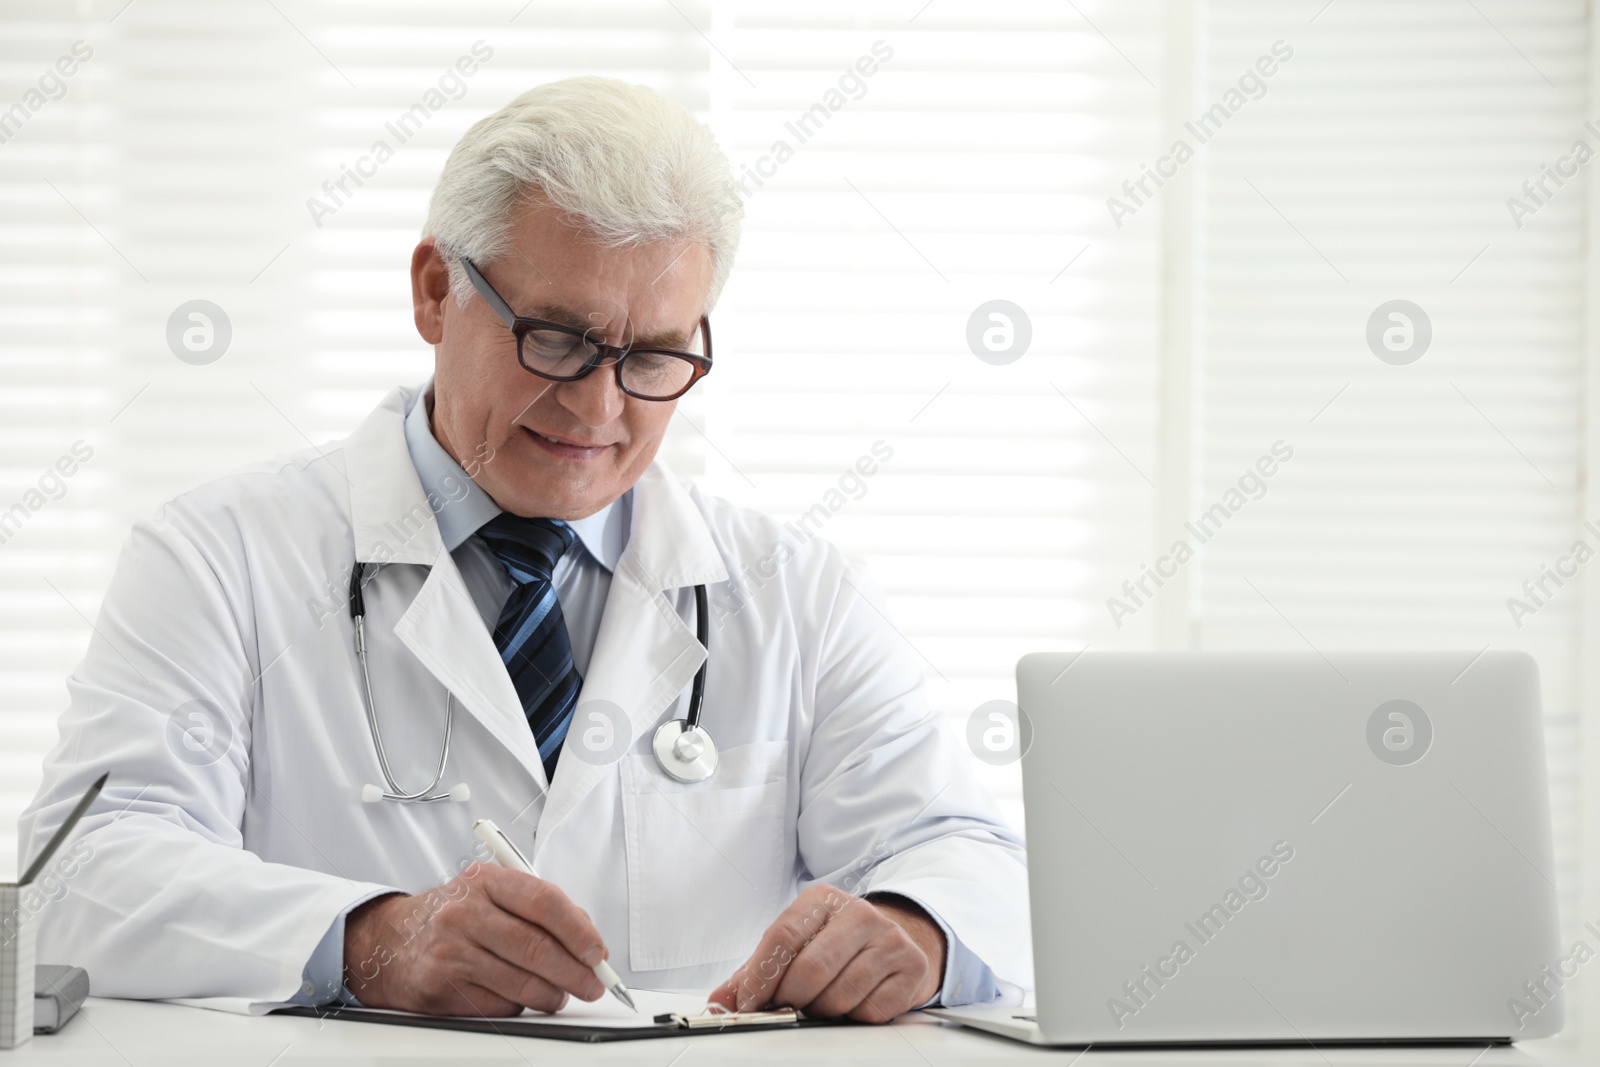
[620,738,790,972]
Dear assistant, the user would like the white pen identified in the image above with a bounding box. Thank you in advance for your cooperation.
[472,817,637,1012]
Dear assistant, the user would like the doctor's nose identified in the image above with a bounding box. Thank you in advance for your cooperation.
[554,358,629,427]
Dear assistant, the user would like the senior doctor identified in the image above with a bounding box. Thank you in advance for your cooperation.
[20,76,1029,1021]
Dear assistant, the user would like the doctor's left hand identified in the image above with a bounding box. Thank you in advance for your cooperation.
[343,863,611,1016]
[707,885,947,1023]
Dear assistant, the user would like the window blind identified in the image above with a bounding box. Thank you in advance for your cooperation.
[702,0,1170,827]
[1191,0,1588,949]
[1,1,104,877]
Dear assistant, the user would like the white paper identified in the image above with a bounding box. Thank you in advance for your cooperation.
[355,987,713,1029]
[522,987,711,1028]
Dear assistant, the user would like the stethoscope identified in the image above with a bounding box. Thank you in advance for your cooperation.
[349,561,469,803]
[348,561,719,804]
[650,583,718,783]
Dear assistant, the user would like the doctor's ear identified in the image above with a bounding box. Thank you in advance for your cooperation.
[411,238,453,346]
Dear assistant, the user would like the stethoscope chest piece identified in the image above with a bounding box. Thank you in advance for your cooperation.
[653,719,718,783]
[650,583,718,783]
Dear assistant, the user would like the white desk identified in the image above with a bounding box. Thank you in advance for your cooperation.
[4,999,1591,1066]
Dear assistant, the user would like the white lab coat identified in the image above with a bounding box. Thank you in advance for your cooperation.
[18,383,1030,1013]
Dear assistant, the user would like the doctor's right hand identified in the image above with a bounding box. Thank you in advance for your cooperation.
[341,863,611,1016]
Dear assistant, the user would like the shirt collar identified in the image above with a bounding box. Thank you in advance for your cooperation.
[401,378,629,571]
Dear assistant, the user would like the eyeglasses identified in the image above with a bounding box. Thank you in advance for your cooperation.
[458,255,712,402]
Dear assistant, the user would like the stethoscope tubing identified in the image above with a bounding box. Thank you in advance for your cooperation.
[686,583,708,731]
[350,561,457,802]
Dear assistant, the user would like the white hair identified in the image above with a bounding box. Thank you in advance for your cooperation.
[424,76,743,316]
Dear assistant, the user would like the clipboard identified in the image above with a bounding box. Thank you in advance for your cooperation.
[272,1001,848,1043]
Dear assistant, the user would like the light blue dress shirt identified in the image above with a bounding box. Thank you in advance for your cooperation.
[291,379,997,1008]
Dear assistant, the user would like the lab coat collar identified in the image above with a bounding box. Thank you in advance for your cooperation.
[344,384,546,791]
[532,426,731,836]
[612,461,728,592]
[345,384,444,567]
[535,459,730,836]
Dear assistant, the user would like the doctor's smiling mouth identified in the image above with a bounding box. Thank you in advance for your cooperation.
[18,75,1028,1028]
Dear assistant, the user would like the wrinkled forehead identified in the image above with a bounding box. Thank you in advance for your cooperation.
[488,201,712,346]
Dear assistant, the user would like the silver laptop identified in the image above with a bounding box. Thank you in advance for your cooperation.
[929,651,1563,1046]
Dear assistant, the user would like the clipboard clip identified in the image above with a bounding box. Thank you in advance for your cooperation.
[655,1005,800,1030]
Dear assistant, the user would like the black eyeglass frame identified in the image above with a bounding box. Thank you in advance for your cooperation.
[458,255,712,402]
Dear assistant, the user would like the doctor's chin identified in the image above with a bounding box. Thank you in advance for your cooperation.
[16,76,1029,1023]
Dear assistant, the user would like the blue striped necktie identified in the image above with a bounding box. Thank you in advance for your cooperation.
[477,512,583,782]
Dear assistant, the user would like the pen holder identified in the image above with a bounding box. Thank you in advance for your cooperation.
[0,883,34,1049]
